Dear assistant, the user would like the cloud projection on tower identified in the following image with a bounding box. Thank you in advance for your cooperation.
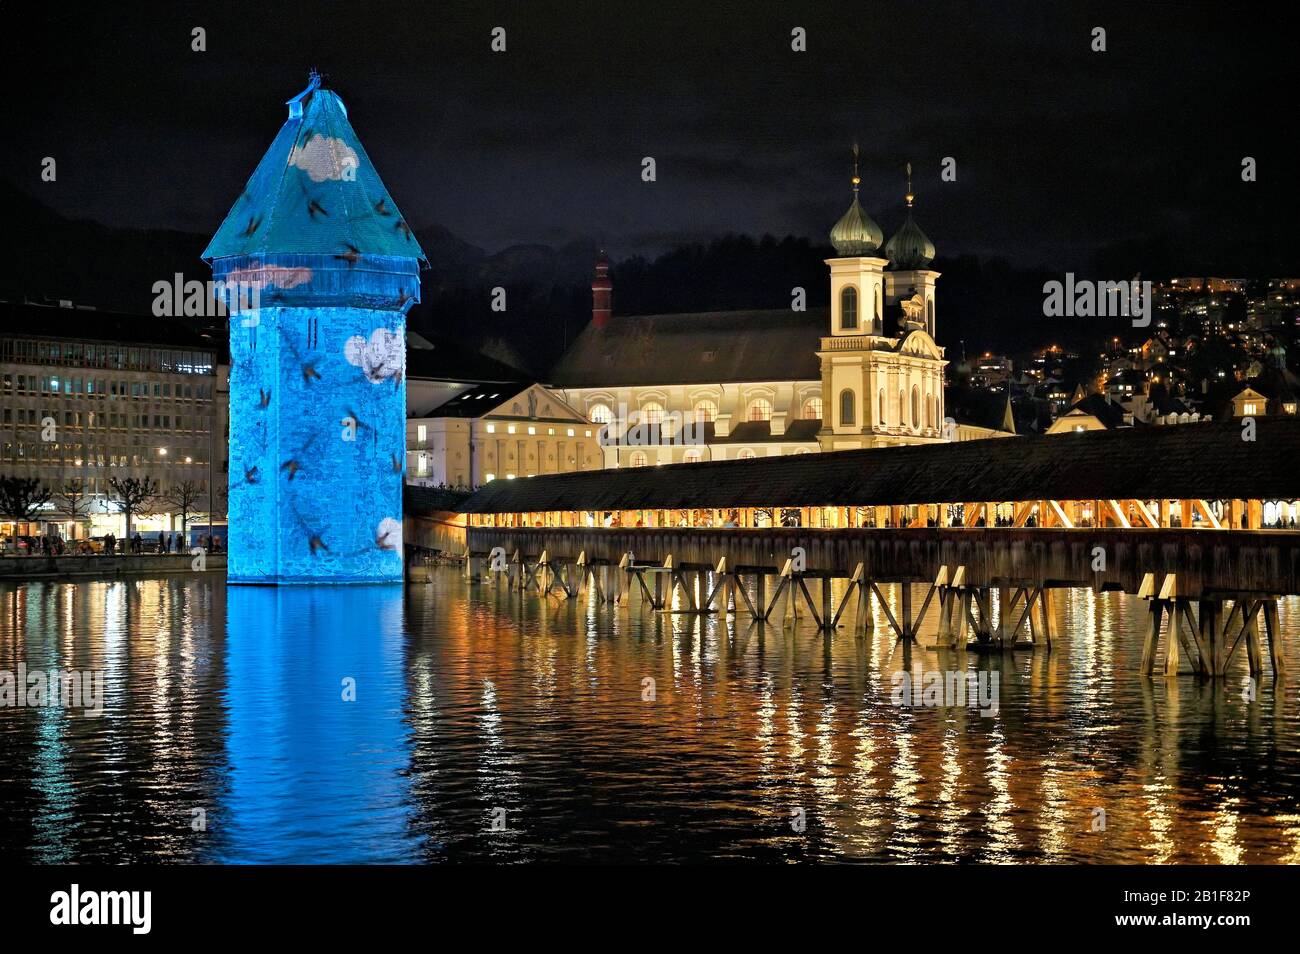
[203,72,427,584]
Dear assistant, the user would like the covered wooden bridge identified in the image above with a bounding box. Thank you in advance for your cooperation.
[410,419,1300,678]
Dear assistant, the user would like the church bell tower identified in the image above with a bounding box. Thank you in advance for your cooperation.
[817,154,947,450]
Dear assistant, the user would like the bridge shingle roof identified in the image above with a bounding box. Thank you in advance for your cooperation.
[455,418,1300,514]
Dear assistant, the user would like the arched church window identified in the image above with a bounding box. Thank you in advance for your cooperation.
[878,389,886,424]
[803,396,823,420]
[911,386,920,429]
[747,398,772,422]
[875,286,883,330]
[899,389,907,426]
[693,399,718,423]
[927,394,936,429]
[640,401,665,425]
[628,451,648,467]
[927,297,934,329]
[839,389,856,427]
[840,286,858,330]
[737,448,756,460]
[589,403,613,424]
[683,449,703,463]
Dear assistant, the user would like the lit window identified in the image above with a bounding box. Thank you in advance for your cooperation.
[737,448,756,460]
[507,425,516,434]
[803,397,823,420]
[567,428,575,437]
[629,451,648,467]
[694,399,718,423]
[506,473,515,479]
[547,427,555,435]
[486,423,496,433]
[747,398,772,422]
[683,449,703,463]
[640,402,665,424]
[485,472,496,482]
[528,426,536,435]
[584,429,592,437]
[416,424,427,443]
[589,403,613,424]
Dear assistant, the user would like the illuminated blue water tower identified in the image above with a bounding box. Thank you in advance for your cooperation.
[203,73,426,584]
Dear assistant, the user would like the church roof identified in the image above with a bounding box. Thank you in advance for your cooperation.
[546,308,829,388]
[203,73,426,264]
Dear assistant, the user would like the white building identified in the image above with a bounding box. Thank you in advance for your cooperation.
[548,165,949,464]
[407,380,601,489]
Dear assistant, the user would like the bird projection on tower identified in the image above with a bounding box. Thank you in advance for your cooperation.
[203,73,426,584]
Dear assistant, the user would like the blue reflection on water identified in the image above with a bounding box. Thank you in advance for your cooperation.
[216,585,417,863]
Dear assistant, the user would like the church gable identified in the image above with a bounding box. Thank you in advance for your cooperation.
[488,383,589,423]
[896,330,944,359]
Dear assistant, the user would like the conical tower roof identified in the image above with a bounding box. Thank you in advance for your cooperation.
[203,73,426,265]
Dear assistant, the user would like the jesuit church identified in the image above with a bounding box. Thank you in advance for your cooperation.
[546,164,950,467]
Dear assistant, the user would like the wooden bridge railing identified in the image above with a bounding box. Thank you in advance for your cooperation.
[464,525,1300,599]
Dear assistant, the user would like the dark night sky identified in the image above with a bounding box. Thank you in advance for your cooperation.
[1,0,1294,271]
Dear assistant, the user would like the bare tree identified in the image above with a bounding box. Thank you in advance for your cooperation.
[106,476,158,540]
[161,480,204,536]
[0,475,52,527]
[55,478,94,533]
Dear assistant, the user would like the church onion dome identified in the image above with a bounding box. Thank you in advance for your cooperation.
[884,162,935,270]
[885,212,935,270]
[830,197,884,257]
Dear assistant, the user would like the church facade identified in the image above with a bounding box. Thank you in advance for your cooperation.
[548,165,948,466]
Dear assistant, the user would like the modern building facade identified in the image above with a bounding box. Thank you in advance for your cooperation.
[0,300,225,542]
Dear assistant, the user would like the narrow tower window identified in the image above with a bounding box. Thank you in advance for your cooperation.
[840,389,856,427]
[840,286,858,330]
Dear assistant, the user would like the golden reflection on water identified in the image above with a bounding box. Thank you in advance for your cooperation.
[1,573,1299,863]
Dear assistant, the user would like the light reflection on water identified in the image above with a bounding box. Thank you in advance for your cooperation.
[0,572,1298,863]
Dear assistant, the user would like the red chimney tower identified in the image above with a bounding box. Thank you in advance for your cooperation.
[592,252,613,329]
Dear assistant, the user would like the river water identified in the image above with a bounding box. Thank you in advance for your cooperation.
[1,572,1297,863]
